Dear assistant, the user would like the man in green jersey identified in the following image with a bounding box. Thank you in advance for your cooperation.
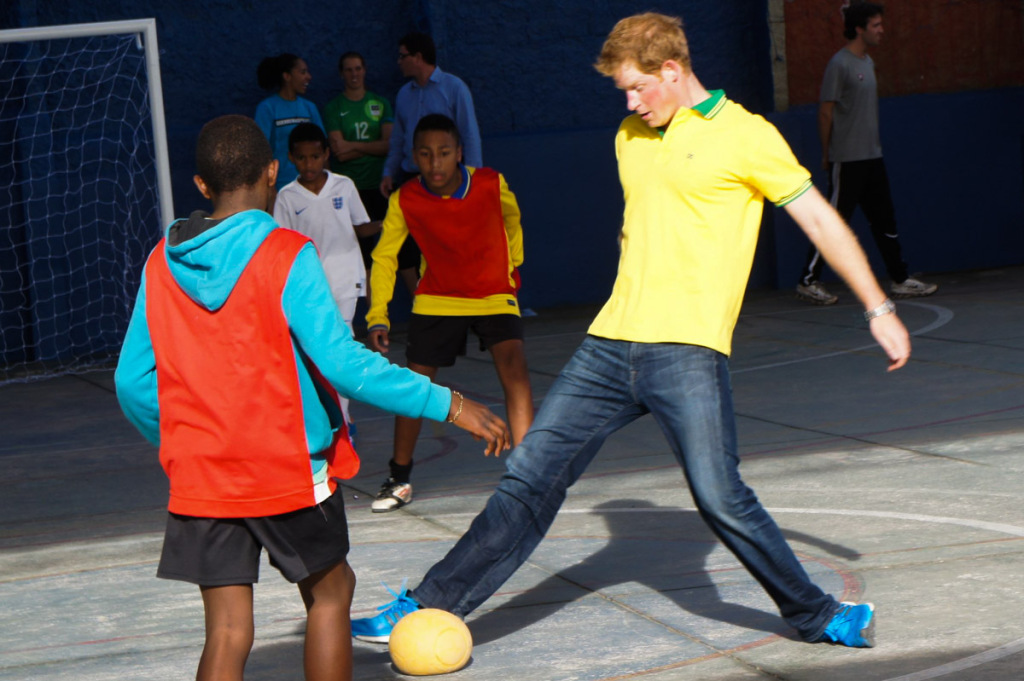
[323,52,395,301]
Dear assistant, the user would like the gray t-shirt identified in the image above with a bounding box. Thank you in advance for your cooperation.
[820,48,882,162]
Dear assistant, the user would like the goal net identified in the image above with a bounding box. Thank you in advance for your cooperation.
[0,19,172,383]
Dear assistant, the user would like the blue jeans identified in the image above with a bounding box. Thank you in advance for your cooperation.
[411,336,838,641]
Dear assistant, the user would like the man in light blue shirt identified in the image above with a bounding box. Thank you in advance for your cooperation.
[380,32,482,196]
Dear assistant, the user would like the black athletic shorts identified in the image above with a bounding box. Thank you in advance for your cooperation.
[156,488,350,586]
[406,313,524,367]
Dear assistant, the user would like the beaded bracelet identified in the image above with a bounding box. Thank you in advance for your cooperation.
[447,390,465,423]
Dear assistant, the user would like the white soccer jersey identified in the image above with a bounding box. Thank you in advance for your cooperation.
[274,172,370,309]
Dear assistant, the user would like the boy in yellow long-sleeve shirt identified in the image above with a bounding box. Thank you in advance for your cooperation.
[365,113,533,512]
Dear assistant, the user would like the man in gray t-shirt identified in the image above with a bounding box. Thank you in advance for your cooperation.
[796,2,936,305]
[820,47,882,163]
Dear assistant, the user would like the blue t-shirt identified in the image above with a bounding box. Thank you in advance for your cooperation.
[255,94,326,188]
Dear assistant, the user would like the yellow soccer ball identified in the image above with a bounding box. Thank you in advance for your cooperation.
[388,608,473,676]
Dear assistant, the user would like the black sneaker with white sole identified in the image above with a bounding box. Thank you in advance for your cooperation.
[371,477,413,513]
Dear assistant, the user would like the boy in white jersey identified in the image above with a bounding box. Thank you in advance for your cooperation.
[274,123,370,329]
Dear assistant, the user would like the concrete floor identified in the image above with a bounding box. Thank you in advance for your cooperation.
[2,267,1023,680]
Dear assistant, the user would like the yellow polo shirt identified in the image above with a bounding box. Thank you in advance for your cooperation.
[588,91,812,355]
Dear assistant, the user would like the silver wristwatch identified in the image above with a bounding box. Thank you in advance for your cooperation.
[863,298,896,322]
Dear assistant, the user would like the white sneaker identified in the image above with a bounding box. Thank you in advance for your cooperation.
[371,478,413,513]
[891,277,937,298]
[796,281,838,305]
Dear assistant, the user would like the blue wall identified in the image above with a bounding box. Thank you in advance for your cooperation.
[3,0,1023,314]
[768,87,1024,288]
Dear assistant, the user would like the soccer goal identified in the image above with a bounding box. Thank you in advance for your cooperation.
[0,18,172,384]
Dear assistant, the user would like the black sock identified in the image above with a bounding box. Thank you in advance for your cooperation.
[389,459,413,484]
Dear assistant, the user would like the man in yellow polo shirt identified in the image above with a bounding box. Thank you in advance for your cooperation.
[352,12,911,649]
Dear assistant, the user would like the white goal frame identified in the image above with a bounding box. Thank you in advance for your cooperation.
[0,18,173,381]
[0,18,174,227]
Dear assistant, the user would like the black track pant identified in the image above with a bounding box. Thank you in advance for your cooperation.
[800,157,908,286]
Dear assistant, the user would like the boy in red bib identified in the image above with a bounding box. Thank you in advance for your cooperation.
[114,115,510,681]
[365,114,534,513]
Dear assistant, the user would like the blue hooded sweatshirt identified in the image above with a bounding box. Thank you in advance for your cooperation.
[114,209,451,454]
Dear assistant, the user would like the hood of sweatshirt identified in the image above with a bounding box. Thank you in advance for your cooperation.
[162,209,277,311]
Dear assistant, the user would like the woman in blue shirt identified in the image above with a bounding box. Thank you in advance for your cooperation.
[255,54,325,190]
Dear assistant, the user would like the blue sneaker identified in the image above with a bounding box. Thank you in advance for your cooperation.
[351,582,421,643]
[819,602,875,647]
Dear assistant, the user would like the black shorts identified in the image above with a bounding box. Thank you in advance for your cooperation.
[406,313,523,367]
[157,489,350,586]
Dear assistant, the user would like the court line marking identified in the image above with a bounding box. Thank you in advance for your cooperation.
[883,638,1024,680]
[354,301,956,424]
[733,301,954,374]
[383,506,1024,538]
[584,506,1024,681]
[763,507,1024,538]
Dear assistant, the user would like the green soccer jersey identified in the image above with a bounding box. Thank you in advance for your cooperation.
[323,91,393,190]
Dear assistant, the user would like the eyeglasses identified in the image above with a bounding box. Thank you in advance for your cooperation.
[398,51,413,60]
